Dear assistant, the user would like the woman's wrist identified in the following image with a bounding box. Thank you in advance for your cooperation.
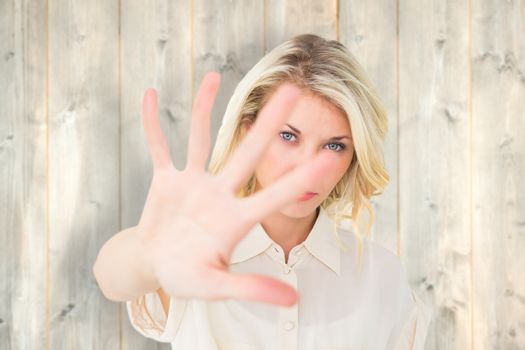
[132,226,162,293]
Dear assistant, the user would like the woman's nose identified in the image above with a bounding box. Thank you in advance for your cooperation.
[294,145,319,166]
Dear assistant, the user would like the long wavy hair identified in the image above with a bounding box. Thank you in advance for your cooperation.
[207,33,389,269]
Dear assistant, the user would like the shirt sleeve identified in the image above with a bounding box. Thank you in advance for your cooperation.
[126,290,188,343]
[388,290,433,350]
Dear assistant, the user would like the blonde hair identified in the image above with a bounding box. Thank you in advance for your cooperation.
[207,33,389,269]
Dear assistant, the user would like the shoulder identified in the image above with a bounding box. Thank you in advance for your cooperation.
[337,227,406,275]
[338,227,419,320]
[336,227,413,298]
[366,237,408,280]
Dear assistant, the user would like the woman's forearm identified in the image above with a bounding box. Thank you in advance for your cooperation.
[92,226,160,301]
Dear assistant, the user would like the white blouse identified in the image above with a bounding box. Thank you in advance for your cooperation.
[126,206,433,350]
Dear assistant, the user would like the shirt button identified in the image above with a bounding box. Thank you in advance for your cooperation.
[283,321,295,331]
[283,266,292,274]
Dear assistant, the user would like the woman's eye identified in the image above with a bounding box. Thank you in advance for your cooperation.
[327,142,346,152]
[280,131,346,153]
[279,131,296,142]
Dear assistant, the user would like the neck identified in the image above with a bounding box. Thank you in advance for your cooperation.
[260,207,319,257]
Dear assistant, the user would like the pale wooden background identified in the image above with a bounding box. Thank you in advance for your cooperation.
[1,0,523,349]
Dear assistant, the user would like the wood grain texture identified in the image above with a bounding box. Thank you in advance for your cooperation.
[119,0,192,348]
[399,1,471,349]
[263,0,342,232]
[0,0,48,348]
[471,0,525,348]
[193,0,265,164]
[339,0,399,258]
[266,0,337,51]
[47,0,121,348]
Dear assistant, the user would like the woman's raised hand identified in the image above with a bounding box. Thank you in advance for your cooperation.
[138,72,332,306]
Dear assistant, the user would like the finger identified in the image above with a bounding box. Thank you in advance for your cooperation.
[217,83,302,192]
[142,88,173,170]
[241,152,334,224]
[212,270,299,307]
[185,72,221,171]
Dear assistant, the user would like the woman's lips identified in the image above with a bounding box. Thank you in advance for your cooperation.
[298,192,318,201]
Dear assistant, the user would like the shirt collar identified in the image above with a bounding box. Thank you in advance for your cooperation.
[229,206,341,276]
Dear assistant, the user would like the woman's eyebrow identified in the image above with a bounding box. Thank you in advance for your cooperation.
[285,123,352,140]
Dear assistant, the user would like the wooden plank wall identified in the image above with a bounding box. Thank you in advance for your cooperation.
[0,0,523,349]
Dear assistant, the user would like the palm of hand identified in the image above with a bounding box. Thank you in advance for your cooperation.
[137,72,333,306]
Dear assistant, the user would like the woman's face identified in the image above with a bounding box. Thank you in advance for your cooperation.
[245,88,355,218]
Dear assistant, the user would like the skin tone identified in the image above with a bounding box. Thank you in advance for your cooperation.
[244,90,354,263]
[133,72,340,308]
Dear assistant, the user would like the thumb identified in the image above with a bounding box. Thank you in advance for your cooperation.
[213,270,299,307]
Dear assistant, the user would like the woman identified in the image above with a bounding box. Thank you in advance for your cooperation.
[93,33,432,349]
